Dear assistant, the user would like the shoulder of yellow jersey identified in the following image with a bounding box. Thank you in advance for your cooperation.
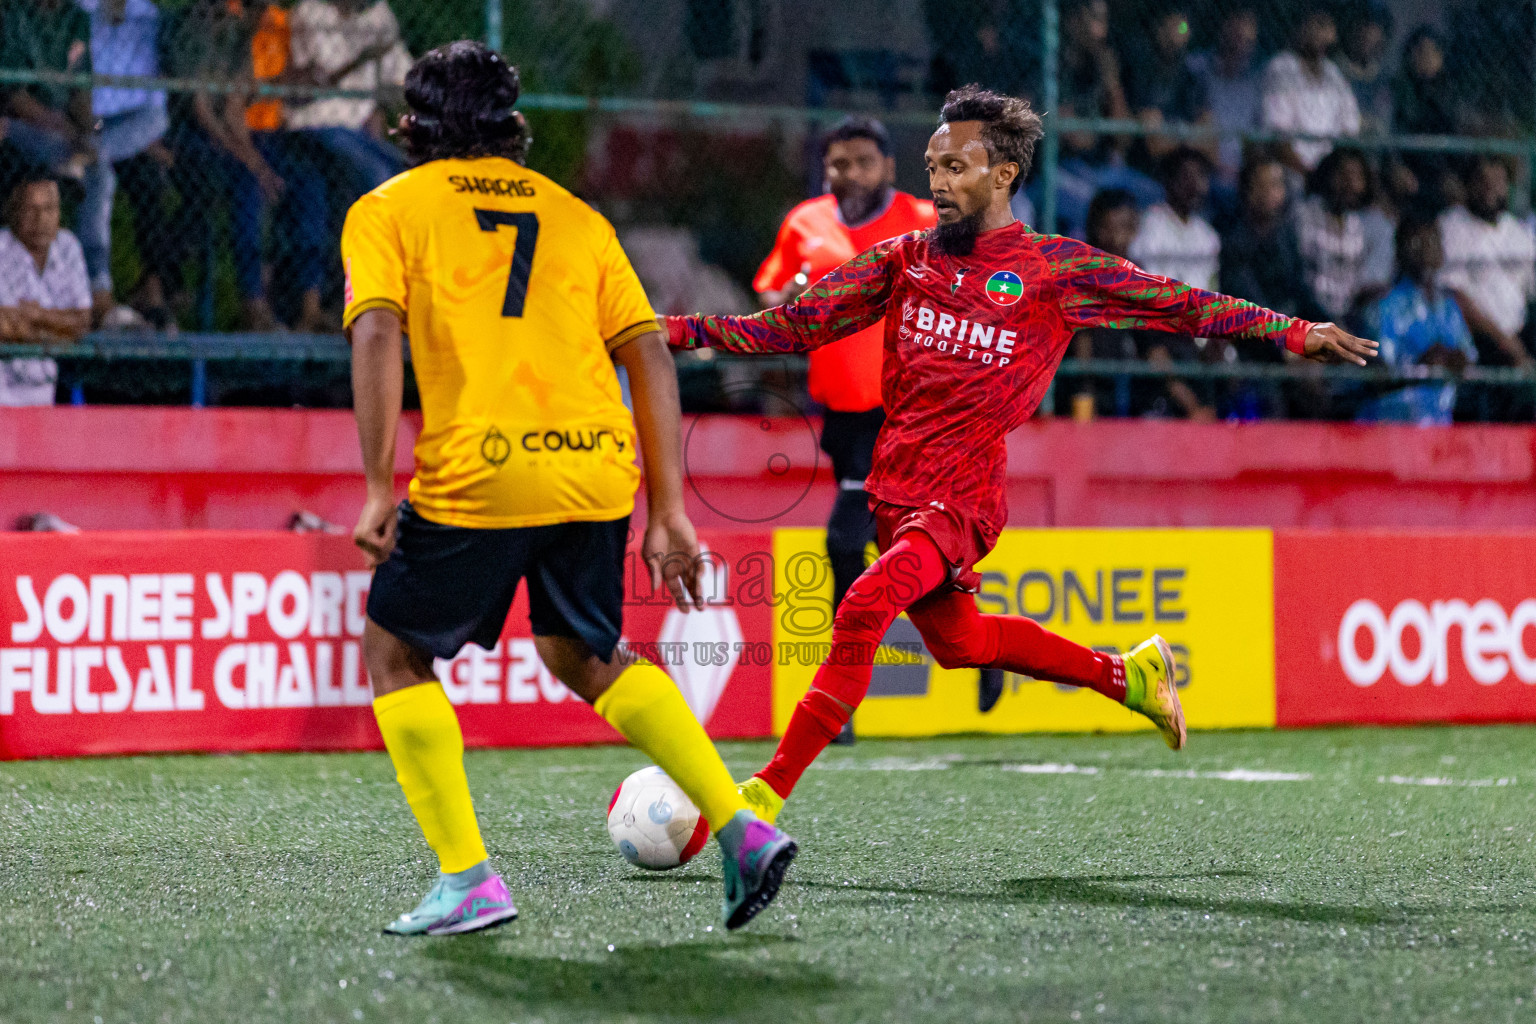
[358,158,612,235]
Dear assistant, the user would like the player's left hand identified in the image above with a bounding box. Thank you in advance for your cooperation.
[1303,322,1379,366]
[353,492,398,568]
[644,509,705,611]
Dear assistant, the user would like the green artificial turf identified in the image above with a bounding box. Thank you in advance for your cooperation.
[2,727,1535,1024]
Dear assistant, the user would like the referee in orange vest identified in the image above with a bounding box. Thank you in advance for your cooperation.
[753,117,1008,737]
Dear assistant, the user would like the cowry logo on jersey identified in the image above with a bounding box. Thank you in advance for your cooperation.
[951,268,968,295]
[906,304,1017,368]
[481,425,512,468]
[985,270,1024,306]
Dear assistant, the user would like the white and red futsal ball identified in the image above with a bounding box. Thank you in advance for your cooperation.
[607,766,710,871]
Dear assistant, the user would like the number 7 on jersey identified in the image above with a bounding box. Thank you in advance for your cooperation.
[475,209,540,318]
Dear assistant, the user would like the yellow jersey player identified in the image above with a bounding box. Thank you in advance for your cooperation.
[343,41,796,935]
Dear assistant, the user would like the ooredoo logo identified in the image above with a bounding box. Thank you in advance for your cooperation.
[1337,597,1536,687]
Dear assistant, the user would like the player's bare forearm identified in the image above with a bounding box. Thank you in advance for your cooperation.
[350,310,402,496]
[613,330,704,609]
[348,310,404,565]
[614,331,687,516]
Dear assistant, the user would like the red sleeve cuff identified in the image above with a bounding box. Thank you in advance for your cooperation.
[665,315,696,350]
[1284,319,1315,355]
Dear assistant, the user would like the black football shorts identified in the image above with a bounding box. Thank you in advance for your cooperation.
[367,501,630,660]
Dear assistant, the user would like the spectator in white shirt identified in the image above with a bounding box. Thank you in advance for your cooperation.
[1293,147,1391,322]
[1129,147,1220,290]
[1261,6,1360,174]
[284,0,411,195]
[0,175,93,406]
[1437,156,1536,369]
[1128,147,1220,421]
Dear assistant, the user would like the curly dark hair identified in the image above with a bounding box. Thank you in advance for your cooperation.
[937,84,1044,196]
[397,41,531,165]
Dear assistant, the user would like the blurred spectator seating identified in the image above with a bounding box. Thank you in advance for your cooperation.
[1437,157,1536,371]
[284,0,410,195]
[1338,4,1393,137]
[79,0,173,328]
[1389,27,1462,212]
[1184,5,1261,196]
[1358,215,1477,425]
[161,0,330,332]
[0,174,91,407]
[1218,151,1320,321]
[1127,146,1220,420]
[1261,5,1359,174]
[1121,6,1211,170]
[1293,147,1391,323]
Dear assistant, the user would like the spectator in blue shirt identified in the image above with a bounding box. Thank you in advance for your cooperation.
[77,0,175,326]
[1185,6,1262,195]
[1358,215,1478,426]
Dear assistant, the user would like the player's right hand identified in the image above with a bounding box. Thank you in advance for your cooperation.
[644,508,705,612]
[1302,322,1379,366]
[353,492,398,567]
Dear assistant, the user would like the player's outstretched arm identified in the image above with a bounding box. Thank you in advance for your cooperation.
[1046,237,1379,364]
[349,308,404,567]
[613,330,705,611]
[665,235,903,355]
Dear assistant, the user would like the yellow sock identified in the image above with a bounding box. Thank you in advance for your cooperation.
[594,660,748,833]
[373,682,488,873]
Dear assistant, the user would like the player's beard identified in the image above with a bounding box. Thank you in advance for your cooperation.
[930,206,985,258]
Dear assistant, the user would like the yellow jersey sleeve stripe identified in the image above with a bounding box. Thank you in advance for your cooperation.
[343,297,405,330]
[604,319,660,353]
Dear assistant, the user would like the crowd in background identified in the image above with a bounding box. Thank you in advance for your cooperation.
[0,0,1531,424]
[0,0,410,407]
[1007,1,1536,424]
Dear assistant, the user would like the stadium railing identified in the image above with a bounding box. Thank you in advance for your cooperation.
[18,335,1535,420]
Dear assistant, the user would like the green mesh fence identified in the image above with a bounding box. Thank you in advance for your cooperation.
[0,0,1530,420]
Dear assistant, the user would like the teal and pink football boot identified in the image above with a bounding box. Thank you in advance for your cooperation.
[383,863,518,936]
[715,810,797,930]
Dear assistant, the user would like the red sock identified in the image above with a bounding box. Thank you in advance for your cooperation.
[910,592,1127,703]
[992,616,1127,703]
[758,689,851,798]
[756,533,949,799]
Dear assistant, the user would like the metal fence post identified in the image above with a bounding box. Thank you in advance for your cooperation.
[1040,0,1060,235]
[486,0,503,54]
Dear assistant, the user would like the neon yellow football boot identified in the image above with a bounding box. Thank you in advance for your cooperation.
[1123,634,1187,751]
[737,776,785,826]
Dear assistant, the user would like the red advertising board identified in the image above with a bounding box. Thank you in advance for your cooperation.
[1275,532,1536,726]
[0,530,773,760]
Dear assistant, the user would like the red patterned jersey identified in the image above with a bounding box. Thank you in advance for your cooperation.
[668,221,1313,531]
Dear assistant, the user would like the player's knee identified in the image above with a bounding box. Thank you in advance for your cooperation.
[925,633,984,670]
[363,619,435,696]
[917,616,993,670]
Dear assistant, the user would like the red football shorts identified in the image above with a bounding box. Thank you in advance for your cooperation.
[871,499,999,593]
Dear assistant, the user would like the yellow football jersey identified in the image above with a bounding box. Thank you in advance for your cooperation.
[342,156,656,529]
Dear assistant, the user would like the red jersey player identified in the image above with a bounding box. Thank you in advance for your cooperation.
[756,116,938,745]
[667,85,1378,824]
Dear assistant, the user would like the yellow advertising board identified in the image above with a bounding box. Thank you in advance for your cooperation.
[770,528,1275,736]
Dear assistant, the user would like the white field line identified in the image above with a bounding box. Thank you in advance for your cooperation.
[1378,774,1517,788]
[1003,762,1101,775]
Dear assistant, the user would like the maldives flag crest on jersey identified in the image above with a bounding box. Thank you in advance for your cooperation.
[984,270,1023,306]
